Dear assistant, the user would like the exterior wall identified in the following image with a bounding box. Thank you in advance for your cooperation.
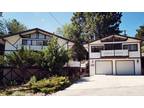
[89,42,141,59]
[4,34,74,53]
[89,58,141,76]
[4,35,21,54]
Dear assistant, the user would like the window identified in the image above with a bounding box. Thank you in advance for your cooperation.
[91,46,103,52]
[43,40,48,46]
[22,39,32,45]
[105,44,113,50]
[114,43,122,50]
[36,41,43,46]
[22,35,31,38]
[31,33,39,39]
[46,35,50,39]
[32,40,36,46]
[104,43,122,50]
[22,40,27,45]
[39,34,45,39]
[27,40,32,45]
[123,44,138,51]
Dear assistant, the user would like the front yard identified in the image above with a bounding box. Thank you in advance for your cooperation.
[0,76,72,96]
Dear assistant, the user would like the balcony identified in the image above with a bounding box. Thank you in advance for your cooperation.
[18,45,48,51]
[101,50,129,57]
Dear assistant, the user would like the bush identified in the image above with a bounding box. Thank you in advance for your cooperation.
[5,47,41,68]
[27,76,37,86]
[40,37,71,75]
[28,76,71,94]
[0,55,4,65]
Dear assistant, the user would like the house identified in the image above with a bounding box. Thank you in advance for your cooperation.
[1,28,74,54]
[84,35,142,75]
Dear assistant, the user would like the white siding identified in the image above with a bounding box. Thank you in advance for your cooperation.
[89,58,141,76]
[4,35,22,53]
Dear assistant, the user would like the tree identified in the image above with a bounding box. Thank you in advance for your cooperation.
[40,37,71,75]
[71,12,122,42]
[56,12,122,61]
[71,42,88,61]
[56,23,75,40]
[135,25,144,40]
[0,19,27,35]
[5,47,41,69]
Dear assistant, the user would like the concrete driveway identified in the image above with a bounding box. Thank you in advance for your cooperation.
[52,75,144,96]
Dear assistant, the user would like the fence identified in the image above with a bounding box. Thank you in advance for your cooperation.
[0,66,88,86]
[0,50,88,86]
[0,66,52,85]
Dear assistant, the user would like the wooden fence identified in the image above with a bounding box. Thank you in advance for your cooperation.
[0,66,87,86]
[0,66,51,85]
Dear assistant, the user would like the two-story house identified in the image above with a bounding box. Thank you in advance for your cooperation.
[84,35,142,75]
[1,28,74,54]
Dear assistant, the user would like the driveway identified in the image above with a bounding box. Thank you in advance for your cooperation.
[52,75,144,96]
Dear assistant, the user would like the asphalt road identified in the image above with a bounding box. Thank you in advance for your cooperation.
[52,75,144,96]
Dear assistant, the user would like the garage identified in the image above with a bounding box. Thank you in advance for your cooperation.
[95,60,112,75]
[116,60,135,75]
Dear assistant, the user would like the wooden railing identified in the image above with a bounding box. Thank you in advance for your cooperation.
[101,50,129,57]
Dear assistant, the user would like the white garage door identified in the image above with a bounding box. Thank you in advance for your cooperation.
[116,60,135,75]
[95,61,112,75]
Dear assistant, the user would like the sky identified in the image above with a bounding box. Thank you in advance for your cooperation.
[1,12,144,37]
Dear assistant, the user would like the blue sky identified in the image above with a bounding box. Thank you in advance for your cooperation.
[1,12,144,37]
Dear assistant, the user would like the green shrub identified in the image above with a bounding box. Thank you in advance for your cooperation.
[27,76,37,86]
[40,37,71,75]
[5,47,41,68]
[0,55,4,65]
[29,76,71,94]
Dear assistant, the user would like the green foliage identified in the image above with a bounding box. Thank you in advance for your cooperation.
[56,23,76,40]
[28,76,71,94]
[135,25,144,39]
[71,12,122,42]
[0,55,4,65]
[4,38,70,75]
[5,47,41,68]
[71,42,88,61]
[56,12,122,61]
[27,76,37,86]
[57,12,122,43]
[0,18,27,35]
[40,37,70,75]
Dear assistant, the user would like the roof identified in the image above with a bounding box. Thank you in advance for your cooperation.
[0,28,74,43]
[83,34,142,44]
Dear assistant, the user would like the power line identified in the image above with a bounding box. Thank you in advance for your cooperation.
[49,12,63,27]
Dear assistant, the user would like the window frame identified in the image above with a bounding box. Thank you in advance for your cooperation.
[91,45,103,53]
[123,44,138,51]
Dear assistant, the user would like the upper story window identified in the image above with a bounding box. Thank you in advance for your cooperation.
[22,39,48,46]
[39,33,46,39]
[91,46,103,52]
[123,44,138,51]
[22,40,32,45]
[31,33,38,39]
[105,43,122,50]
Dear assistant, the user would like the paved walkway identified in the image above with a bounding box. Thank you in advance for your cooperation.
[52,75,144,96]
